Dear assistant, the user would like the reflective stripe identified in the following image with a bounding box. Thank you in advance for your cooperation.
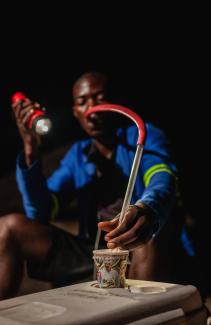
[143,163,174,187]
[51,194,59,220]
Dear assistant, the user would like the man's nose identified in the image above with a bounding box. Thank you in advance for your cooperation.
[87,97,98,109]
[86,100,98,119]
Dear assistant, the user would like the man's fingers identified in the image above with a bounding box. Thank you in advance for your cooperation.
[19,105,34,119]
[22,110,35,125]
[21,99,31,108]
[98,218,118,232]
[106,217,146,249]
[34,102,40,108]
[12,104,22,118]
[106,215,146,240]
[98,222,113,232]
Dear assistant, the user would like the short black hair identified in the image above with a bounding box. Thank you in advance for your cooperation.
[73,71,108,89]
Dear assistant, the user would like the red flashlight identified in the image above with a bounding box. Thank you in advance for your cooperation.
[11,92,52,135]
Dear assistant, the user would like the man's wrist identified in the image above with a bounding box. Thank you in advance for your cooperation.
[134,202,159,237]
[24,144,39,168]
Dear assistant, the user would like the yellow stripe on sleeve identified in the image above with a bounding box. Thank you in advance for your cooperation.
[50,194,59,221]
[143,163,174,187]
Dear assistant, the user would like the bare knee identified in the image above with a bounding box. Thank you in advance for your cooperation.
[0,213,51,259]
[0,221,14,252]
[1,213,27,232]
[0,213,28,246]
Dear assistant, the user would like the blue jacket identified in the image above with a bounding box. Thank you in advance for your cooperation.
[16,123,177,240]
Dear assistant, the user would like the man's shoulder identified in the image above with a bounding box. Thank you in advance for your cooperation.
[145,122,164,134]
[123,121,162,133]
[145,122,168,143]
[122,122,164,142]
[118,123,168,152]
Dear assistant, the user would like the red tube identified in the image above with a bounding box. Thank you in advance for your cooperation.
[85,104,146,145]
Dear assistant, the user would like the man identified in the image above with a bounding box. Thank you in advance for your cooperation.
[0,72,190,300]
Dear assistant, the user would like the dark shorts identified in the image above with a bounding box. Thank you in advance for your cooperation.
[27,225,94,286]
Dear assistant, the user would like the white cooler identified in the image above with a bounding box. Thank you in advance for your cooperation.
[0,279,207,324]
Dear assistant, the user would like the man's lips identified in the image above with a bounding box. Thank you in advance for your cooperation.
[87,120,102,130]
[87,120,96,128]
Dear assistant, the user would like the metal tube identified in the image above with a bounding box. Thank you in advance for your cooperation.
[118,144,144,225]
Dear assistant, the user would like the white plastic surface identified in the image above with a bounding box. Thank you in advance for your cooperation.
[0,280,207,324]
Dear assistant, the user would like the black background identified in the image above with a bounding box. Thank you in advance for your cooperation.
[0,5,208,220]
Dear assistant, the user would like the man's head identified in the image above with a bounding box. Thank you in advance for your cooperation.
[72,72,112,138]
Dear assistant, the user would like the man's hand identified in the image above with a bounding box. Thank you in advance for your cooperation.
[98,203,158,250]
[12,98,41,167]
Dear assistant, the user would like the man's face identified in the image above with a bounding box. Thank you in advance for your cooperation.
[72,76,109,137]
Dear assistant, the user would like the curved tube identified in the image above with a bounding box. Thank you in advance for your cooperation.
[85,104,146,226]
[85,104,146,145]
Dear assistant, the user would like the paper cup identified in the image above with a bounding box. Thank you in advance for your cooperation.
[93,249,129,288]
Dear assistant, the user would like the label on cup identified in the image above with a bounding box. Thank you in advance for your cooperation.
[93,249,129,288]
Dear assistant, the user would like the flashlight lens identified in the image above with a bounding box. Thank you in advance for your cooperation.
[35,118,52,135]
